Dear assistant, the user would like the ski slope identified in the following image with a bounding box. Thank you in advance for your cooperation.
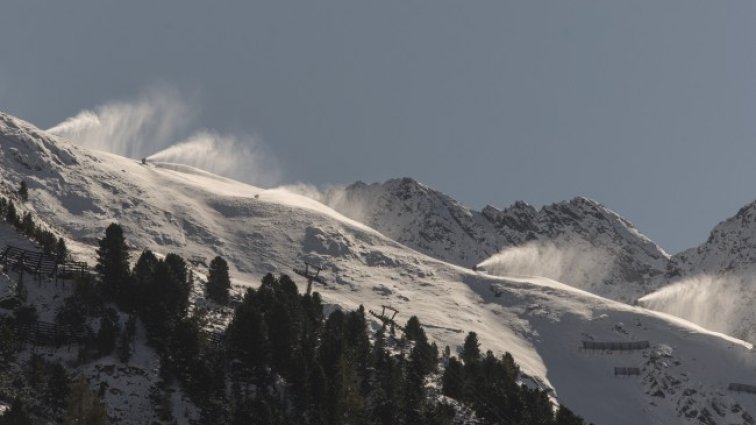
[1,111,756,425]
[312,179,670,303]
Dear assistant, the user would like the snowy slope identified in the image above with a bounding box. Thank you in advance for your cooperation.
[639,202,756,344]
[0,220,197,424]
[672,201,756,275]
[1,111,756,425]
[314,179,670,302]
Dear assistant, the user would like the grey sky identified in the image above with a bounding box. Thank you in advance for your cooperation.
[1,1,755,253]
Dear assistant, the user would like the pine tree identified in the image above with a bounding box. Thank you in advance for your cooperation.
[56,237,68,261]
[165,317,202,382]
[227,288,269,381]
[63,376,110,425]
[95,223,130,307]
[206,256,231,304]
[165,253,189,287]
[140,260,184,340]
[404,316,436,375]
[96,309,119,356]
[267,298,297,377]
[131,249,158,307]
[461,331,481,365]
[441,357,465,400]
[20,213,35,237]
[404,316,423,342]
[4,200,18,226]
[405,349,428,424]
[164,253,191,317]
[37,230,57,254]
[371,336,402,425]
[117,315,136,363]
[18,181,28,202]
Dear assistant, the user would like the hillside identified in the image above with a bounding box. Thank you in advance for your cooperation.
[1,111,756,425]
[314,179,670,302]
[640,202,756,343]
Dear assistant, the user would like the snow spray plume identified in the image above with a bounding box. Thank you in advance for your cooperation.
[277,184,370,223]
[639,274,752,341]
[48,88,282,186]
[147,132,281,186]
[47,88,191,158]
[476,240,615,291]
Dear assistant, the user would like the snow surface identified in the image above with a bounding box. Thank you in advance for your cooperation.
[305,179,671,303]
[1,111,756,425]
[639,202,756,344]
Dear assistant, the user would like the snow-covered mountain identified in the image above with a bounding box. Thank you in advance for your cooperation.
[2,110,756,425]
[673,201,756,275]
[639,202,756,344]
[318,178,670,302]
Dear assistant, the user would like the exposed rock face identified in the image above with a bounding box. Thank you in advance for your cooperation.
[673,200,756,275]
[324,178,670,302]
[644,201,756,343]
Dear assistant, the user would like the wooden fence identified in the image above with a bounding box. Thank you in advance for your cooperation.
[614,367,641,376]
[582,341,650,351]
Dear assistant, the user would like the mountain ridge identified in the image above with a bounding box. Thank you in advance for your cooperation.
[319,177,670,302]
[2,110,756,425]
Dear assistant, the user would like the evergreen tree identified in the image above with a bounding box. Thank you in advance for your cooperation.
[4,200,18,226]
[117,315,136,363]
[343,307,371,394]
[56,237,68,261]
[371,337,402,425]
[71,273,105,315]
[165,253,188,286]
[140,260,186,340]
[95,223,130,307]
[164,253,191,317]
[206,256,231,304]
[17,181,28,202]
[461,331,481,365]
[37,230,57,254]
[63,376,110,425]
[227,288,269,382]
[20,213,35,237]
[267,297,297,377]
[404,316,423,341]
[165,317,202,382]
[96,309,119,356]
[405,350,427,424]
[131,249,158,308]
[441,357,465,400]
[403,316,437,376]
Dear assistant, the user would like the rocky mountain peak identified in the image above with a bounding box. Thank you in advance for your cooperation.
[330,179,670,301]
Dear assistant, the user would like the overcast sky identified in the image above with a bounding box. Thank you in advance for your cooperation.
[1,1,755,253]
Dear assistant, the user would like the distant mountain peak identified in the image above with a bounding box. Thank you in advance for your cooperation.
[329,178,669,301]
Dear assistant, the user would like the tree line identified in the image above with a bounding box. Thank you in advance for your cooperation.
[0,180,67,258]
[0,221,592,425]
